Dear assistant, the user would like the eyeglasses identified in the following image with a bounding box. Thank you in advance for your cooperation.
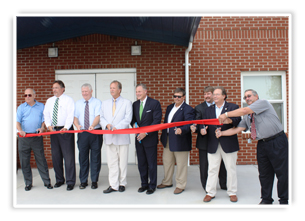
[173,95,182,98]
[243,94,252,100]
[24,94,33,97]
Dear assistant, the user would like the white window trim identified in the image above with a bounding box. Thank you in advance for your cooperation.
[241,71,287,132]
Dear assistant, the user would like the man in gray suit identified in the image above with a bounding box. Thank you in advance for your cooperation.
[100,80,133,193]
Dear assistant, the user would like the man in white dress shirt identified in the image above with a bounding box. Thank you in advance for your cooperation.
[43,80,76,191]
[100,80,132,193]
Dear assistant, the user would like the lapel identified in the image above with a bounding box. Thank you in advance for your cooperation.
[221,101,228,114]
[172,102,186,122]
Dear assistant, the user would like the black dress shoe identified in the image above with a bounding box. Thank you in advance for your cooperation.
[103,186,117,193]
[146,188,155,195]
[79,183,88,189]
[25,184,32,191]
[91,182,98,189]
[54,182,65,188]
[138,186,149,193]
[44,183,53,189]
[259,200,273,204]
[119,185,125,192]
[67,185,74,191]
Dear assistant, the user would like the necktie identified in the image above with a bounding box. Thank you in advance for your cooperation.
[251,113,257,140]
[52,98,59,126]
[84,101,89,130]
[139,101,143,120]
[112,99,116,116]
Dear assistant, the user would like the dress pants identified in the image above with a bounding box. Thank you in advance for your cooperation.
[257,133,288,204]
[206,143,238,197]
[198,149,227,191]
[106,144,129,190]
[135,142,157,189]
[77,131,103,184]
[161,139,189,189]
[18,136,51,186]
[50,126,76,185]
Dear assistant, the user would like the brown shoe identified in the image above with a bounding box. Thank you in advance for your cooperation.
[173,187,184,194]
[157,184,173,189]
[230,195,238,202]
[203,195,215,202]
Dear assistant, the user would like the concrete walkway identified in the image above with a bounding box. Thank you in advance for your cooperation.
[14,164,281,208]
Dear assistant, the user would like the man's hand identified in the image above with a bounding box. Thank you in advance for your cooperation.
[190,124,197,133]
[19,131,26,137]
[218,113,227,124]
[200,126,208,135]
[106,124,112,130]
[88,126,94,130]
[175,127,182,135]
[215,128,222,138]
[137,133,147,141]
[48,126,54,132]
[60,127,67,134]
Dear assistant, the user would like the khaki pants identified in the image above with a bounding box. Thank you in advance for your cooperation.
[161,139,189,189]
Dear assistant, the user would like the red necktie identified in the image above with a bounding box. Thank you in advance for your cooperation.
[251,113,256,140]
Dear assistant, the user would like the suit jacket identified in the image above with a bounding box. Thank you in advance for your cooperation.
[203,101,241,154]
[160,102,195,152]
[194,102,209,150]
[131,96,162,147]
[100,96,133,145]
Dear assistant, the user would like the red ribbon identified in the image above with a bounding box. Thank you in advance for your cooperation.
[20,119,221,138]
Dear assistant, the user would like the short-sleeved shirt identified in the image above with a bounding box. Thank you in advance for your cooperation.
[16,100,44,133]
[238,99,283,140]
[74,97,102,129]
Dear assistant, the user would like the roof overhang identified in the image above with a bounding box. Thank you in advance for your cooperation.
[17,16,201,50]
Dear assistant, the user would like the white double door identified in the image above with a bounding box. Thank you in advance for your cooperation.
[56,70,136,164]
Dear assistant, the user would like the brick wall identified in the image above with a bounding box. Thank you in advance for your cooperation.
[16,16,289,168]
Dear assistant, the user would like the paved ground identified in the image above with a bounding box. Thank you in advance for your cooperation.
[14,164,281,207]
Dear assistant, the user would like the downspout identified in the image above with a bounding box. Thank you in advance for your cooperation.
[184,42,192,167]
[184,42,192,104]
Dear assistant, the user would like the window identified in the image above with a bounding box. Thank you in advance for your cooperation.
[241,71,287,132]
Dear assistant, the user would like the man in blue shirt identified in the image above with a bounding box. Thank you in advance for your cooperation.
[74,83,103,190]
[16,88,53,191]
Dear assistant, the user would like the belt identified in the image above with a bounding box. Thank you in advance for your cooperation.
[260,131,284,142]
[53,126,64,130]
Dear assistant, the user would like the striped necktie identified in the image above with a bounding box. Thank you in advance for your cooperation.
[52,98,59,126]
[139,101,143,120]
[251,113,257,140]
[84,101,89,130]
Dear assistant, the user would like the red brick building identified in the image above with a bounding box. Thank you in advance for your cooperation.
[16,16,289,168]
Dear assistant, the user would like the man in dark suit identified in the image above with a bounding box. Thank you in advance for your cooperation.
[131,83,162,194]
[190,86,227,192]
[158,88,195,194]
[202,86,241,203]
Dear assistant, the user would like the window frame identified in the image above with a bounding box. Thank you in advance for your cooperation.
[241,71,287,132]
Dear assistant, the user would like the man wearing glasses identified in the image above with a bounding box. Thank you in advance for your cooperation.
[16,88,53,191]
[202,86,241,203]
[43,80,76,191]
[217,89,288,204]
[158,88,195,194]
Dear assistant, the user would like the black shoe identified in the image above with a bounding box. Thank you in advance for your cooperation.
[54,182,65,188]
[259,200,273,204]
[146,188,155,195]
[79,183,88,189]
[103,186,117,193]
[44,183,53,189]
[91,182,98,189]
[119,185,125,192]
[67,185,74,191]
[138,186,149,193]
[221,186,227,190]
[25,184,32,191]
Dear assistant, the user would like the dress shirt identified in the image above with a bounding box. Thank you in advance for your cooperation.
[206,101,214,107]
[215,101,225,118]
[74,97,102,129]
[16,100,44,133]
[140,96,147,109]
[167,101,184,133]
[44,94,75,129]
